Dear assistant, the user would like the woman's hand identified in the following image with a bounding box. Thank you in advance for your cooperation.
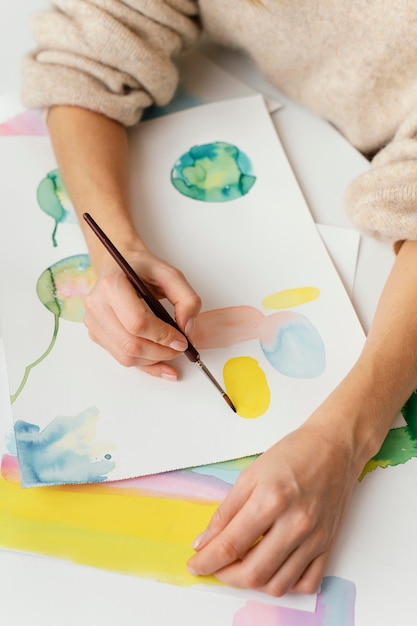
[187,416,364,597]
[186,240,417,598]
[84,246,201,378]
[46,107,202,378]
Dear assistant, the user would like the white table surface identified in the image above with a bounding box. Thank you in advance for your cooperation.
[0,3,398,626]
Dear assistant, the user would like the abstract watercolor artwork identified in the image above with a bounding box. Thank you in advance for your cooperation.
[0,108,47,136]
[0,428,314,612]
[3,363,417,623]
[2,383,417,623]
[0,337,317,611]
[13,409,115,486]
[171,141,257,202]
[232,577,355,625]
[37,168,78,246]
[11,253,94,405]
[0,95,365,486]
[2,81,417,626]
[359,389,417,478]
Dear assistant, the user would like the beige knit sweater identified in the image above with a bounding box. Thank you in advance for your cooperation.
[21,0,417,245]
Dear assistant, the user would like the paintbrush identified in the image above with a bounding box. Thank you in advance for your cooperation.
[83,212,236,413]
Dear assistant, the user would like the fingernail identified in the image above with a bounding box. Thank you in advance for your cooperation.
[161,372,178,381]
[169,339,188,352]
[187,565,198,576]
[192,530,207,550]
[184,317,195,337]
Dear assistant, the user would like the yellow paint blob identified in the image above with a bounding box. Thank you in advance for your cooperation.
[0,478,221,588]
[262,286,320,309]
[223,356,270,418]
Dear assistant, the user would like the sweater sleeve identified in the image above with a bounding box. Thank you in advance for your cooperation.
[344,105,417,249]
[21,0,201,126]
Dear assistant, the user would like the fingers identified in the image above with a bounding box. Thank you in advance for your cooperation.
[213,522,328,597]
[145,263,202,338]
[188,494,266,575]
[190,498,329,596]
[187,470,296,576]
[290,552,328,595]
[188,493,318,593]
[186,424,356,598]
[83,244,202,376]
[84,271,190,374]
[189,503,328,597]
[109,274,186,349]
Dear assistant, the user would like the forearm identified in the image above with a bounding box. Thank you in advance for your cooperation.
[46,105,201,374]
[357,239,417,428]
[47,105,146,270]
[308,240,417,470]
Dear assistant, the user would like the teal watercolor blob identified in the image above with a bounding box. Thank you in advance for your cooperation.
[14,408,115,487]
[171,141,256,202]
[37,169,77,247]
[259,311,326,379]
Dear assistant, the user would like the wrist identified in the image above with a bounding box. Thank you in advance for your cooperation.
[82,211,149,273]
[305,365,400,476]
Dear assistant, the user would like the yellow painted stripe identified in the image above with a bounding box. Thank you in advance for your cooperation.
[262,287,320,309]
[0,478,221,587]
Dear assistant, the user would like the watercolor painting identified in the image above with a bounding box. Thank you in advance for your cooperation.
[0,449,226,587]
[2,385,417,623]
[171,141,256,202]
[11,224,410,484]
[360,389,417,479]
[9,276,326,480]
[8,177,327,478]
[2,51,417,626]
[14,409,115,486]
[233,577,355,626]
[37,168,77,246]
[194,295,326,418]
[0,95,366,484]
[10,254,95,405]
[10,164,327,470]
[0,109,47,136]
[0,436,318,614]
[0,452,354,623]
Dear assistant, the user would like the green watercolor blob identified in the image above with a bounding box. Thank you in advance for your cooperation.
[401,388,417,437]
[10,254,94,405]
[360,389,417,479]
[36,254,93,323]
[171,141,256,202]
[37,169,75,247]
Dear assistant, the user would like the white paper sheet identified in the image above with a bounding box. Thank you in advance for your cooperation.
[316,223,360,297]
[0,95,365,486]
